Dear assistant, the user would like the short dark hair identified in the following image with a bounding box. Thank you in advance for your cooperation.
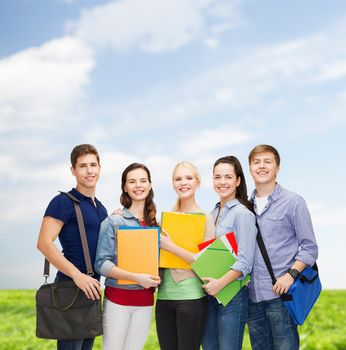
[248,144,280,166]
[70,144,100,168]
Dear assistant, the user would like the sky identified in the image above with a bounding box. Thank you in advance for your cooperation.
[1,0,345,289]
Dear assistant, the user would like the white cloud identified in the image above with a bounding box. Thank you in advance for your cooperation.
[209,0,244,31]
[322,89,346,125]
[310,203,346,228]
[179,126,253,156]
[70,0,242,52]
[97,21,346,135]
[0,164,72,227]
[318,59,346,81]
[307,202,345,289]
[174,24,346,129]
[0,261,47,289]
[0,139,69,181]
[0,36,94,133]
[204,37,220,49]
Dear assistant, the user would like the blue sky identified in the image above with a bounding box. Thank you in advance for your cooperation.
[1,0,345,289]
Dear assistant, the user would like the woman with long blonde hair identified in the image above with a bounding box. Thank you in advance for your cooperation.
[156,161,215,350]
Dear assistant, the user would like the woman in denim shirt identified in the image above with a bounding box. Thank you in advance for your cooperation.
[202,156,257,350]
[94,163,160,350]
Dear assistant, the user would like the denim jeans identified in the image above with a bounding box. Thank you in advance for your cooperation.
[202,286,248,350]
[57,338,94,350]
[248,297,299,350]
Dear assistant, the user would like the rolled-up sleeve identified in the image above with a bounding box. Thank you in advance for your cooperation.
[293,196,318,266]
[94,216,117,277]
[231,209,257,278]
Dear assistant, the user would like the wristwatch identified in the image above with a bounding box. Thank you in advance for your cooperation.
[287,268,300,279]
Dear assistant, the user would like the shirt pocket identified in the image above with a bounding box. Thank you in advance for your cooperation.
[267,213,285,222]
[264,213,291,245]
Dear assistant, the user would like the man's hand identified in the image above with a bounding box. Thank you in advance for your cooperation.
[273,273,294,295]
[72,271,102,300]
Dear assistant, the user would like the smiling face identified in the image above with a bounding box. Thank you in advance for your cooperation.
[213,162,240,204]
[71,153,100,192]
[172,165,200,199]
[124,168,152,202]
[249,152,280,187]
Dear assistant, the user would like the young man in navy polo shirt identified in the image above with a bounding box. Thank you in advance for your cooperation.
[37,144,108,350]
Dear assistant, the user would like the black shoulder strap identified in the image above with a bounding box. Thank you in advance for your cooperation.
[254,220,277,286]
[251,202,294,301]
[43,191,94,280]
[250,201,277,285]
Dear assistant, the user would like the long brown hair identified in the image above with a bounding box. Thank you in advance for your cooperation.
[213,156,251,209]
[120,163,157,226]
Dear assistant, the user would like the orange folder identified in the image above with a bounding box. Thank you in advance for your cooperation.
[117,226,159,284]
[159,212,206,269]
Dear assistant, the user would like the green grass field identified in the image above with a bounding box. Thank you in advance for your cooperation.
[0,290,345,349]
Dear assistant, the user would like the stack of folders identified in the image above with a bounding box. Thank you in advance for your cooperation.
[192,232,250,306]
[159,212,206,269]
[117,226,160,284]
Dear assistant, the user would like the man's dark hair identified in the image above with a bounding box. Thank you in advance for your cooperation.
[70,144,100,168]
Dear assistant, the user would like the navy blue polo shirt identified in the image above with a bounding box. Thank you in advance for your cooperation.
[44,188,108,281]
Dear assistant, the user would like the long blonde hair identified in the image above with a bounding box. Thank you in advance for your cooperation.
[172,161,201,212]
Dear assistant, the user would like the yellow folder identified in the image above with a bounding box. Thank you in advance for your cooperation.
[159,212,206,269]
[117,226,159,284]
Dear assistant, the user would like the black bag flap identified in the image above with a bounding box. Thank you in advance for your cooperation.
[36,281,96,310]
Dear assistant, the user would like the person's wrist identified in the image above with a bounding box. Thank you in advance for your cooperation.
[70,269,82,280]
[287,268,300,279]
[133,273,141,283]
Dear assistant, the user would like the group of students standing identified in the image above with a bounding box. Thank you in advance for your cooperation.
[37,143,318,350]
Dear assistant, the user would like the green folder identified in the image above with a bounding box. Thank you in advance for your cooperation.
[192,237,250,306]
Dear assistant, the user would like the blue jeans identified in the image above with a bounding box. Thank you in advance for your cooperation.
[57,338,94,350]
[248,297,299,350]
[202,286,248,350]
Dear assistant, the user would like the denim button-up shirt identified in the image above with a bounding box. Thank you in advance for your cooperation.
[249,183,318,303]
[211,199,257,279]
[94,208,145,290]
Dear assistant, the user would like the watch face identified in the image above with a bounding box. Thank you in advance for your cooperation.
[289,269,299,278]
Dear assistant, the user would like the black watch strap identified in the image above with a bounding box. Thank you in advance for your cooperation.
[288,268,300,279]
